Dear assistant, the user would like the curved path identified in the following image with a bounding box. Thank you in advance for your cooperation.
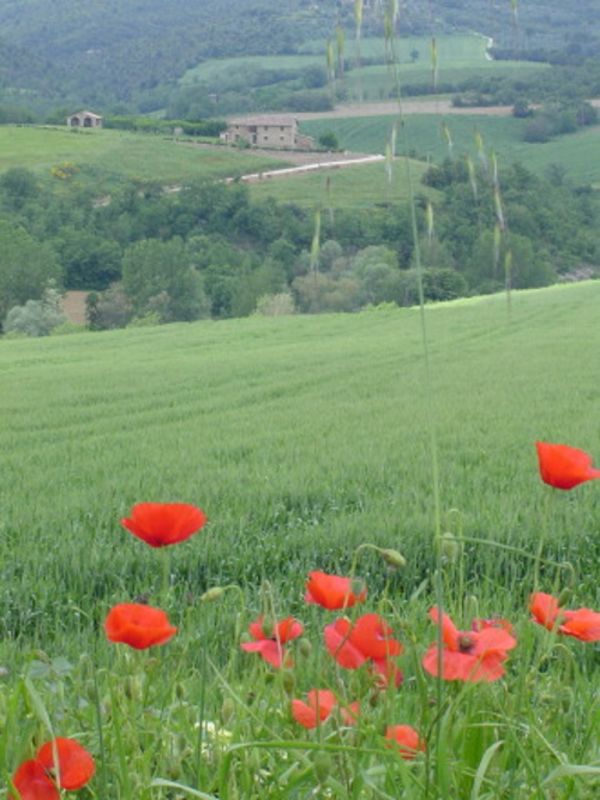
[226,154,385,184]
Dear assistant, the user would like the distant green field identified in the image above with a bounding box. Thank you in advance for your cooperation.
[180,33,548,99]
[0,126,288,187]
[180,52,325,85]
[249,158,435,208]
[303,34,548,101]
[300,114,600,182]
[300,33,493,62]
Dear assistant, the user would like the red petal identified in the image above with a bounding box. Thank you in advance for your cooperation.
[560,609,600,642]
[291,700,319,729]
[122,502,206,547]
[291,690,336,728]
[276,617,304,644]
[429,607,460,650]
[470,627,517,657]
[248,616,267,641]
[10,759,59,800]
[104,603,177,649]
[241,639,284,668]
[37,738,95,791]
[350,613,402,660]
[535,442,600,490]
[324,619,367,669]
[422,645,508,682]
[385,726,425,760]
[530,592,562,630]
[341,701,360,725]
[306,689,337,718]
[305,571,367,610]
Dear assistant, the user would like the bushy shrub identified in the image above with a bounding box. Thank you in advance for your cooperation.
[50,321,86,336]
[127,311,163,328]
[86,284,133,330]
[396,269,468,307]
[255,292,296,316]
[3,287,65,336]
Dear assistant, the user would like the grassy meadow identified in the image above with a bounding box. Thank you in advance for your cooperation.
[181,34,547,101]
[248,158,435,209]
[2,282,600,797]
[301,114,600,183]
[0,126,287,188]
[334,35,548,103]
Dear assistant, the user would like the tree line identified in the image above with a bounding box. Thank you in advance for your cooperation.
[0,158,599,336]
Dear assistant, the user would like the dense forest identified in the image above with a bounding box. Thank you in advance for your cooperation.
[0,0,599,113]
[1,156,599,335]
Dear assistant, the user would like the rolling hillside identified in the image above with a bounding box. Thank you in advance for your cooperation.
[2,280,600,662]
[0,126,288,188]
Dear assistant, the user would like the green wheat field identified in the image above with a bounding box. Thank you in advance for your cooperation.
[2,281,600,798]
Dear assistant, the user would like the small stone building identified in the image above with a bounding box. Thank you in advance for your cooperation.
[67,111,104,129]
[220,115,314,150]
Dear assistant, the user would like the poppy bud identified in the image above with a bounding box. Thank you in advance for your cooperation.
[221,697,235,723]
[167,761,183,780]
[175,682,185,699]
[313,752,332,783]
[439,532,460,563]
[298,638,313,659]
[380,548,407,570]
[281,670,295,695]
[201,587,225,603]
[557,587,572,607]
[561,562,576,587]
[464,595,479,620]
[261,619,275,639]
[124,675,143,701]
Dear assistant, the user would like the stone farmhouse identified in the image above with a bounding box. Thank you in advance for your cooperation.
[67,110,104,128]
[220,115,314,150]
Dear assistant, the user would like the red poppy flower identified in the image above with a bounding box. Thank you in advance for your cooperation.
[529,592,561,630]
[305,571,367,610]
[422,608,516,683]
[241,615,303,668]
[535,442,600,490]
[530,592,600,642]
[36,738,95,791]
[105,603,177,649]
[121,502,207,548]
[324,613,403,670]
[10,759,58,800]
[560,609,600,642]
[291,689,359,729]
[385,726,426,760]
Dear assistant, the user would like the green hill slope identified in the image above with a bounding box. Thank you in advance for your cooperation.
[248,158,435,209]
[2,281,600,658]
[300,114,600,184]
[0,126,288,187]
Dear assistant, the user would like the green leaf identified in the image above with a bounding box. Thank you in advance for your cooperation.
[150,778,220,799]
[471,740,504,799]
[542,764,600,786]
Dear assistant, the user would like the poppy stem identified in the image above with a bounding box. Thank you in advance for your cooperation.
[161,548,172,601]
[533,489,550,590]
